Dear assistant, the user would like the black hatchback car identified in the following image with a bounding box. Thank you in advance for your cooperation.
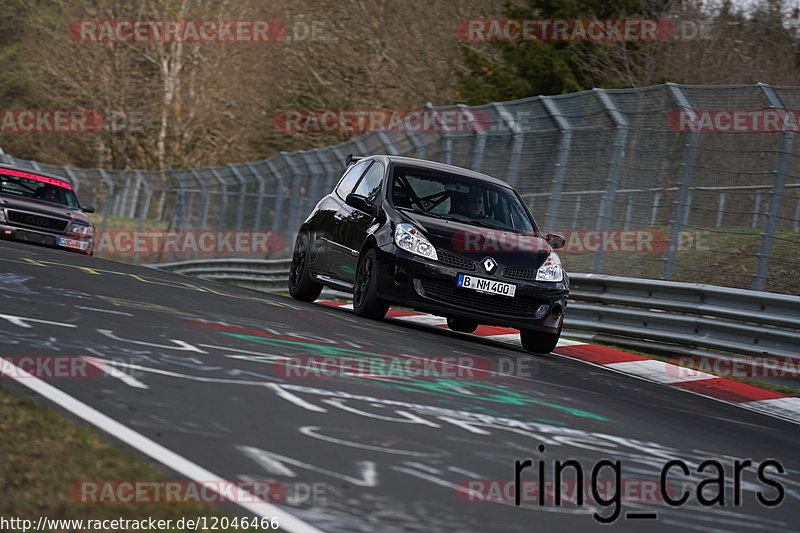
[288,155,568,353]
[0,164,95,255]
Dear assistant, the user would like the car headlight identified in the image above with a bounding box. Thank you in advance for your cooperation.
[0,209,5,223]
[394,223,438,261]
[536,252,563,282]
[68,223,94,236]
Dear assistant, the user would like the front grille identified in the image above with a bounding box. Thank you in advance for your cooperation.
[419,277,544,316]
[437,249,476,271]
[7,210,68,233]
[503,266,538,281]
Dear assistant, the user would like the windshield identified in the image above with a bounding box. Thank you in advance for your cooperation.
[0,170,79,208]
[391,165,536,234]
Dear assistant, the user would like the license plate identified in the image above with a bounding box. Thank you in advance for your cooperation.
[456,274,516,297]
[57,237,89,250]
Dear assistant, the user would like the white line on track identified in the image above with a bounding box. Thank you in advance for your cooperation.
[83,356,149,389]
[0,356,325,533]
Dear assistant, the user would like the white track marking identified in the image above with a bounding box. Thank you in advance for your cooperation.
[238,445,378,487]
[83,356,149,389]
[606,360,717,384]
[266,383,327,412]
[741,397,800,424]
[0,356,325,533]
[75,306,134,316]
[0,314,77,328]
[97,329,207,353]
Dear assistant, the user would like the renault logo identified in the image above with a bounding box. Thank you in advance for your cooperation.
[482,257,497,273]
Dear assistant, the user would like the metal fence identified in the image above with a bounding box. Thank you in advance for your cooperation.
[2,82,799,294]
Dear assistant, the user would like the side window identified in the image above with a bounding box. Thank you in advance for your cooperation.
[353,162,384,205]
[335,160,370,199]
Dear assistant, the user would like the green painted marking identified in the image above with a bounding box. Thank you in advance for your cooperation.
[222,332,609,421]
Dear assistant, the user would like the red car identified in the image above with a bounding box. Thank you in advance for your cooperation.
[0,164,95,255]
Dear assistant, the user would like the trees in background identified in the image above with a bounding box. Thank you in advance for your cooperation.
[0,0,798,169]
[456,0,800,103]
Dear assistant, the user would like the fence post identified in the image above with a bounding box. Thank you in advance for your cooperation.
[662,83,699,281]
[131,169,151,265]
[97,169,115,237]
[592,89,629,274]
[716,192,726,227]
[541,97,573,230]
[265,158,285,239]
[489,102,523,186]
[281,152,306,237]
[403,126,427,159]
[754,83,792,291]
[425,102,452,165]
[376,131,400,155]
[650,191,661,225]
[244,162,267,230]
[300,151,325,203]
[188,168,210,230]
[208,168,229,229]
[64,167,81,196]
[314,149,337,193]
[457,104,486,172]
[227,164,248,231]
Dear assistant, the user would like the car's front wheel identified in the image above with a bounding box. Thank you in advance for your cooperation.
[288,233,323,302]
[352,248,389,319]
[446,317,479,333]
[519,327,561,354]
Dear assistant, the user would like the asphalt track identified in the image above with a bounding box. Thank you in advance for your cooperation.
[1,239,798,533]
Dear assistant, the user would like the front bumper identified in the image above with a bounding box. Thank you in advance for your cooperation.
[0,223,93,255]
[374,243,568,333]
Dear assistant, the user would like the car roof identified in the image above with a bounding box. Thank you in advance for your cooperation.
[0,163,72,187]
[368,155,512,188]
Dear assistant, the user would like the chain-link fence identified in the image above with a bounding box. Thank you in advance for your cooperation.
[2,82,799,294]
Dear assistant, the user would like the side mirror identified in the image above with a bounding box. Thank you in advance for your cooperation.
[345,193,378,217]
[81,204,95,214]
[545,233,565,250]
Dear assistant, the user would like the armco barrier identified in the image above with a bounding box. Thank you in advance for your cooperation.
[147,259,800,360]
[148,258,292,291]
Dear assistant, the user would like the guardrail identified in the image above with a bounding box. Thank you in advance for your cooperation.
[147,259,800,360]
[148,258,292,291]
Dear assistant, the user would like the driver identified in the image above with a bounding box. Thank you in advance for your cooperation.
[451,191,485,218]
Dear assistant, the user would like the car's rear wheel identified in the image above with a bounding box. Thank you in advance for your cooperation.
[353,248,389,319]
[289,233,322,302]
[520,327,561,354]
[446,317,479,333]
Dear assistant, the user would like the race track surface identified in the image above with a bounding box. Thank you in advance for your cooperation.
[1,240,798,533]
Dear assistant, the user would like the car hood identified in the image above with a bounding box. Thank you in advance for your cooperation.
[0,195,92,226]
[398,210,552,268]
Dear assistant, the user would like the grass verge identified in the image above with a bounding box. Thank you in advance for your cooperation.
[0,383,283,532]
